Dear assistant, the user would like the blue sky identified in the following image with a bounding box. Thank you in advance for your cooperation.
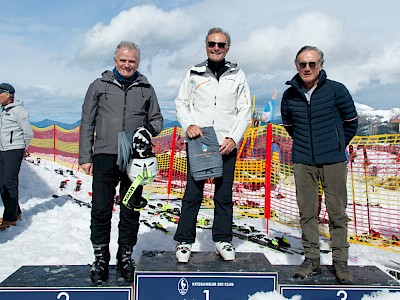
[1,0,400,123]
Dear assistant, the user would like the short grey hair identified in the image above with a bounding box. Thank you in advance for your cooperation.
[295,45,324,64]
[114,41,141,61]
[205,27,231,47]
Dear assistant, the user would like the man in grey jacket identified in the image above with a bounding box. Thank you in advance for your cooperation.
[79,41,163,284]
[0,83,33,230]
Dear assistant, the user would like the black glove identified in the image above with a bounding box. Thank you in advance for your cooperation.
[133,145,153,158]
[132,127,153,158]
[133,126,152,148]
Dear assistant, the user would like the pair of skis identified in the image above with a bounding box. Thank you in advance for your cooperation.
[145,203,213,229]
[140,219,172,235]
[52,194,92,208]
[232,223,304,255]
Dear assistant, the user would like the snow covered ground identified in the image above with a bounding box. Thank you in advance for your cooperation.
[0,157,399,299]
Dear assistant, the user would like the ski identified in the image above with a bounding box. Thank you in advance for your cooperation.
[148,203,181,216]
[232,228,295,255]
[140,219,172,235]
[231,223,333,255]
[232,224,300,255]
[52,194,92,208]
[269,228,333,254]
[146,203,213,229]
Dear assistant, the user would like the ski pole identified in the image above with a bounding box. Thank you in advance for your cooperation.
[348,145,357,235]
[362,146,371,233]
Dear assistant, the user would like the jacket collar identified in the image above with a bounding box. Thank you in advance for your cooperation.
[190,60,239,75]
[101,69,150,85]
[286,69,327,90]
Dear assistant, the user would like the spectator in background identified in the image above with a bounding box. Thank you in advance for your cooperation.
[174,27,252,263]
[79,41,163,284]
[281,46,358,284]
[0,83,33,230]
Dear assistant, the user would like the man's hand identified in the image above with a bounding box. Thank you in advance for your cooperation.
[219,137,236,155]
[80,163,93,175]
[23,150,30,158]
[186,125,203,139]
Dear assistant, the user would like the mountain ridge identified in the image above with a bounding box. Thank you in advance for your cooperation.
[31,103,400,134]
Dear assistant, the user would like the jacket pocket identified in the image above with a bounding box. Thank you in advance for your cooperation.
[10,131,13,144]
[335,126,343,152]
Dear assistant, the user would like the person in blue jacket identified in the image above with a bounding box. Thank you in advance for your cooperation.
[0,83,33,230]
[281,46,358,284]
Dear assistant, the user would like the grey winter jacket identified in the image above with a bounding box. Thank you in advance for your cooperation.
[0,101,33,151]
[79,70,163,164]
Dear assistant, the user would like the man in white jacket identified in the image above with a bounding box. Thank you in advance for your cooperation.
[0,83,33,230]
[174,27,252,263]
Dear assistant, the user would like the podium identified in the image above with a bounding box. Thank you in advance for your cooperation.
[0,265,132,300]
[275,265,400,299]
[134,250,278,299]
[0,251,399,300]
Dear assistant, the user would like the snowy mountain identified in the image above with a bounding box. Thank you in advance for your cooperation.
[267,102,400,134]
[355,103,400,135]
[30,103,400,134]
[31,119,80,130]
[356,103,400,123]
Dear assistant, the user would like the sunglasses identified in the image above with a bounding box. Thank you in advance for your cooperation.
[298,61,319,69]
[0,89,9,94]
[207,41,227,49]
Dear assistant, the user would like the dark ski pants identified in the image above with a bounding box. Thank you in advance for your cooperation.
[293,161,349,262]
[174,148,237,244]
[91,154,142,247]
[0,149,24,222]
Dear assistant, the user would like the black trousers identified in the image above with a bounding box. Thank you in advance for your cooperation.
[0,149,24,222]
[174,148,237,243]
[91,154,142,246]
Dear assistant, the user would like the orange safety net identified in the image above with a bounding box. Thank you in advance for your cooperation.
[29,123,400,249]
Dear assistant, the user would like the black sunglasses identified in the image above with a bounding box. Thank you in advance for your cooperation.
[298,61,319,69]
[207,41,227,49]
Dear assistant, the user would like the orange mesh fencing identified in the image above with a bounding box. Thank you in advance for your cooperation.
[29,125,80,169]
[29,123,400,250]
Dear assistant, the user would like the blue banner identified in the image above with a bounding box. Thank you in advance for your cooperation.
[135,272,277,300]
[0,287,132,300]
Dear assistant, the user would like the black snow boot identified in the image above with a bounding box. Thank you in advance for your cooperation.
[116,244,136,282]
[90,245,110,284]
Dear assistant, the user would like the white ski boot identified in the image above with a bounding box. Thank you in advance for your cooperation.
[176,242,192,263]
[215,241,236,261]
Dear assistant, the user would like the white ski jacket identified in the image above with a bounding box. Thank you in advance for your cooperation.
[175,61,252,146]
[0,101,33,151]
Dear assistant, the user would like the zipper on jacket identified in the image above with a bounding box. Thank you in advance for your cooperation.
[122,82,140,131]
[122,91,127,131]
[212,95,217,125]
[296,85,316,164]
[336,127,342,151]
[307,101,315,164]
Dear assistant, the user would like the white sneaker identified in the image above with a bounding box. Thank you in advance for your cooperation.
[215,241,235,261]
[176,242,192,263]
